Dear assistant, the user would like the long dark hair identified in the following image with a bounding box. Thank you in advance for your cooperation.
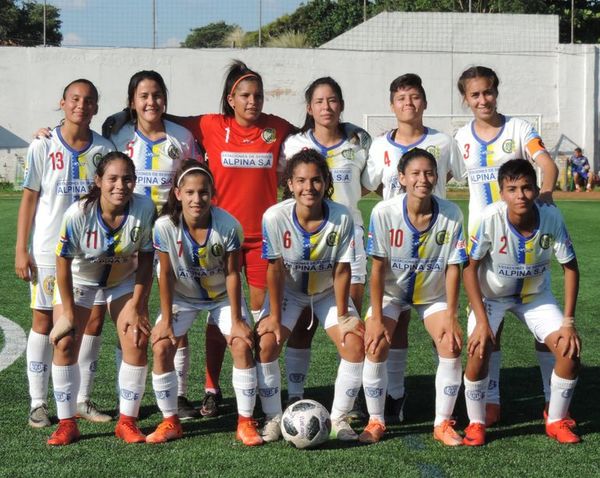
[282,149,334,200]
[83,151,136,211]
[220,60,263,117]
[457,66,500,97]
[127,70,168,121]
[301,76,344,133]
[161,159,216,226]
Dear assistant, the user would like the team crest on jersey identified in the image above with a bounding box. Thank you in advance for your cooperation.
[326,232,338,247]
[262,128,276,144]
[211,243,224,257]
[92,153,103,168]
[426,145,440,159]
[341,149,355,160]
[42,275,55,296]
[539,233,554,249]
[168,145,180,160]
[435,230,449,245]
[130,227,140,243]
[502,139,515,154]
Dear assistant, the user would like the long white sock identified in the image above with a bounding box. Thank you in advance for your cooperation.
[464,376,488,424]
[486,351,501,405]
[362,358,386,422]
[115,347,123,398]
[331,359,363,420]
[233,366,258,418]
[547,371,578,423]
[119,362,147,418]
[386,348,407,400]
[152,371,178,418]
[27,330,53,408]
[174,347,190,397]
[434,357,462,426]
[257,360,282,418]
[77,334,102,402]
[52,364,80,419]
[285,347,311,399]
[536,351,555,403]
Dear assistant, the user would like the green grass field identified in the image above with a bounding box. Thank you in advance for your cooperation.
[1,194,599,478]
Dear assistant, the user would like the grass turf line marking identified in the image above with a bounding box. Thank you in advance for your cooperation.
[0,315,26,372]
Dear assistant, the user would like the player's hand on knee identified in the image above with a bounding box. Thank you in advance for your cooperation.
[364,318,390,355]
[49,314,75,345]
[437,314,463,354]
[338,312,365,347]
[467,322,495,359]
[256,315,282,345]
[151,321,176,347]
[229,320,254,349]
[554,324,581,359]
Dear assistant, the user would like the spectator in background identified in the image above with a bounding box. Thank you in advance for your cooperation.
[569,148,593,192]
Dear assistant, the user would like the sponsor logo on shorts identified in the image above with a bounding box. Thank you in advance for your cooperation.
[29,361,47,373]
[259,387,279,398]
[435,230,449,245]
[426,145,440,159]
[262,128,276,144]
[168,145,180,160]
[326,232,338,247]
[211,243,224,257]
[539,233,554,249]
[121,389,140,401]
[364,387,384,398]
[54,391,72,402]
[43,275,55,296]
[502,139,515,154]
[345,387,360,398]
[466,390,485,401]
[289,373,305,384]
[155,390,170,400]
[444,385,460,396]
[130,226,140,243]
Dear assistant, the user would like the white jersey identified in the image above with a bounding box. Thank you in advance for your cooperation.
[282,124,371,226]
[367,194,467,305]
[56,194,155,287]
[469,201,575,303]
[111,120,200,211]
[262,198,355,295]
[363,128,464,200]
[22,128,115,266]
[454,115,548,235]
[153,207,244,303]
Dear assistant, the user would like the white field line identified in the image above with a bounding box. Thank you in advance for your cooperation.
[0,315,27,372]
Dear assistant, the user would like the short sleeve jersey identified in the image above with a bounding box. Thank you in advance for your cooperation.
[111,120,200,212]
[469,201,575,303]
[153,207,243,303]
[56,194,156,287]
[180,113,294,240]
[454,115,547,235]
[262,198,355,296]
[363,128,464,200]
[22,128,115,266]
[570,155,589,173]
[282,123,371,227]
[367,194,467,305]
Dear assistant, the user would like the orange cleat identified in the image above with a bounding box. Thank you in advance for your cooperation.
[543,407,573,423]
[47,418,80,446]
[546,418,580,444]
[485,403,501,427]
[236,418,264,446]
[358,419,386,444]
[146,416,183,444]
[463,422,486,446]
[433,420,462,446]
[115,416,146,443]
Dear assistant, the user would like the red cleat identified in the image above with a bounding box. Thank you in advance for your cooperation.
[236,418,263,446]
[358,419,386,444]
[47,418,80,446]
[546,418,580,444]
[463,422,486,446]
[146,416,183,444]
[115,416,146,443]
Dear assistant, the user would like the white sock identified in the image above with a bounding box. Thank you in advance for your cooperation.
[27,330,53,408]
[52,364,80,419]
[386,348,407,399]
[119,362,147,418]
[464,376,488,425]
[486,351,501,405]
[547,371,577,423]
[285,347,311,399]
[233,366,258,418]
[174,347,190,397]
[115,347,123,399]
[434,357,462,426]
[331,359,363,420]
[77,334,102,403]
[362,358,386,422]
[152,371,178,418]
[257,360,282,418]
[536,350,555,403]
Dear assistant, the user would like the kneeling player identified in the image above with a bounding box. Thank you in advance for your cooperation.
[463,159,581,445]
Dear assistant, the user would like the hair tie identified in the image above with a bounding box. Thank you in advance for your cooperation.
[229,73,259,97]
[177,167,214,188]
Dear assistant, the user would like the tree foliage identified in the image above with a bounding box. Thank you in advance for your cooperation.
[181,21,239,48]
[0,0,62,46]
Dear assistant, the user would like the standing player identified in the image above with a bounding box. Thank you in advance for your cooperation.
[365,148,467,445]
[281,77,371,403]
[48,151,156,445]
[455,66,559,426]
[149,160,261,445]
[462,159,580,445]
[16,79,114,428]
[362,73,465,422]
[256,149,367,443]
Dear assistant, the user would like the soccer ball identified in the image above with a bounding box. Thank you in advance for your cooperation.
[280,399,331,449]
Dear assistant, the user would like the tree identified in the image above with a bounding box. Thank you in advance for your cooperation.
[181,21,238,48]
[0,0,61,46]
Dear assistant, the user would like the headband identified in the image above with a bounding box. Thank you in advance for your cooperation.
[229,73,259,97]
[177,167,214,188]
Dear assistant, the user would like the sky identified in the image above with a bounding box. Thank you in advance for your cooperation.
[49,0,307,48]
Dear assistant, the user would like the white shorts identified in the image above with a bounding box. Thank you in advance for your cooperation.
[155,296,251,337]
[29,265,55,311]
[259,287,358,332]
[467,292,563,343]
[54,277,133,310]
[351,226,367,285]
[366,295,448,321]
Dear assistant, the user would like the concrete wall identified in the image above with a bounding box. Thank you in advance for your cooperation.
[0,43,598,183]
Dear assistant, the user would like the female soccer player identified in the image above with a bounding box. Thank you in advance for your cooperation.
[148,160,262,446]
[365,147,467,445]
[256,149,368,443]
[462,159,580,445]
[16,79,114,428]
[455,66,559,425]
[47,151,156,445]
[281,76,371,403]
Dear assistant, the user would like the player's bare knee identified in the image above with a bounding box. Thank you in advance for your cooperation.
[152,338,174,365]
